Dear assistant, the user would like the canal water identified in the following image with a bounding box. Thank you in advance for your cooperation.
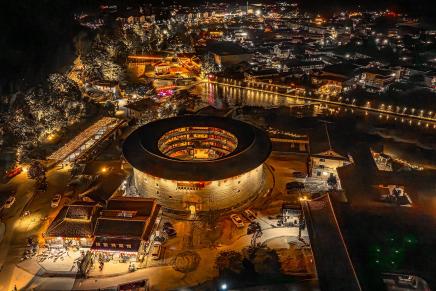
[189,82,436,168]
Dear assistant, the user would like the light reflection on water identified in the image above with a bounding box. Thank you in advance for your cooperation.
[201,82,305,109]
[190,83,436,130]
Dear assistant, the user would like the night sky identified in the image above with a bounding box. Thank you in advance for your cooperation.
[1,0,434,94]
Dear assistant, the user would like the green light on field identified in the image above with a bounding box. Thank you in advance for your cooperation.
[404,235,417,245]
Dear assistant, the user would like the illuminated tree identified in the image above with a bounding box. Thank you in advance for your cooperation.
[201,53,220,74]
[27,160,47,187]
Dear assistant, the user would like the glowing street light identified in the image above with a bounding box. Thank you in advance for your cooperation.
[47,133,56,142]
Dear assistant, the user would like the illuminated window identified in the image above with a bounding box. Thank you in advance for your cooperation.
[158,127,238,161]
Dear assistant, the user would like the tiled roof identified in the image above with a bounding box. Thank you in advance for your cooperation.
[93,197,160,242]
[106,197,156,216]
[124,98,157,112]
[94,217,146,238]
[122,115,271,181]
[312,150,349,161]
[206,41,251,55]
[322,63,359,78]
[66,204,93,219]
[46,204,97,238]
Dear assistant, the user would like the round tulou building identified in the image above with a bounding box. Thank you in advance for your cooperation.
[122,115,271,215]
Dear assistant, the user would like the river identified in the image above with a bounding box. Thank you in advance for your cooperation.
[189,82,436,168]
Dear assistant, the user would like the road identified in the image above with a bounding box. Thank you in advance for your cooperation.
[0,152,313,290]
[12,225,304,290]
[0,166,71,290]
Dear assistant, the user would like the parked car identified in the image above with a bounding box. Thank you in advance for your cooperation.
[151,243,162,260]
[163,222,177,237]
[292,171,307,179]
[230,214,244,228]
[242,209,256,222]
[286,181,305,191]
[6,167,22,178]
[4,196,16,208]
[51,194,61,208]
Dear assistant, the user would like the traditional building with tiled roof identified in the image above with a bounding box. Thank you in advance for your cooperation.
[91,196,161,256]
[45,201,100,247]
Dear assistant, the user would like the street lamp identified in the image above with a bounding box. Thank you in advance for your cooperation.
[220,283,228,290]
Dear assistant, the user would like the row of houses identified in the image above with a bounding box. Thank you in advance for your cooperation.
[268,122,352,181]
[45,196,161,260]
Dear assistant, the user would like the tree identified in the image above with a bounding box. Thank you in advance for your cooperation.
[247,222,262,248]
[201,53,219,74]
[27,160,47,188]
[251,246,281,276]
[215,251,244,274]
[327,173,338,190]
